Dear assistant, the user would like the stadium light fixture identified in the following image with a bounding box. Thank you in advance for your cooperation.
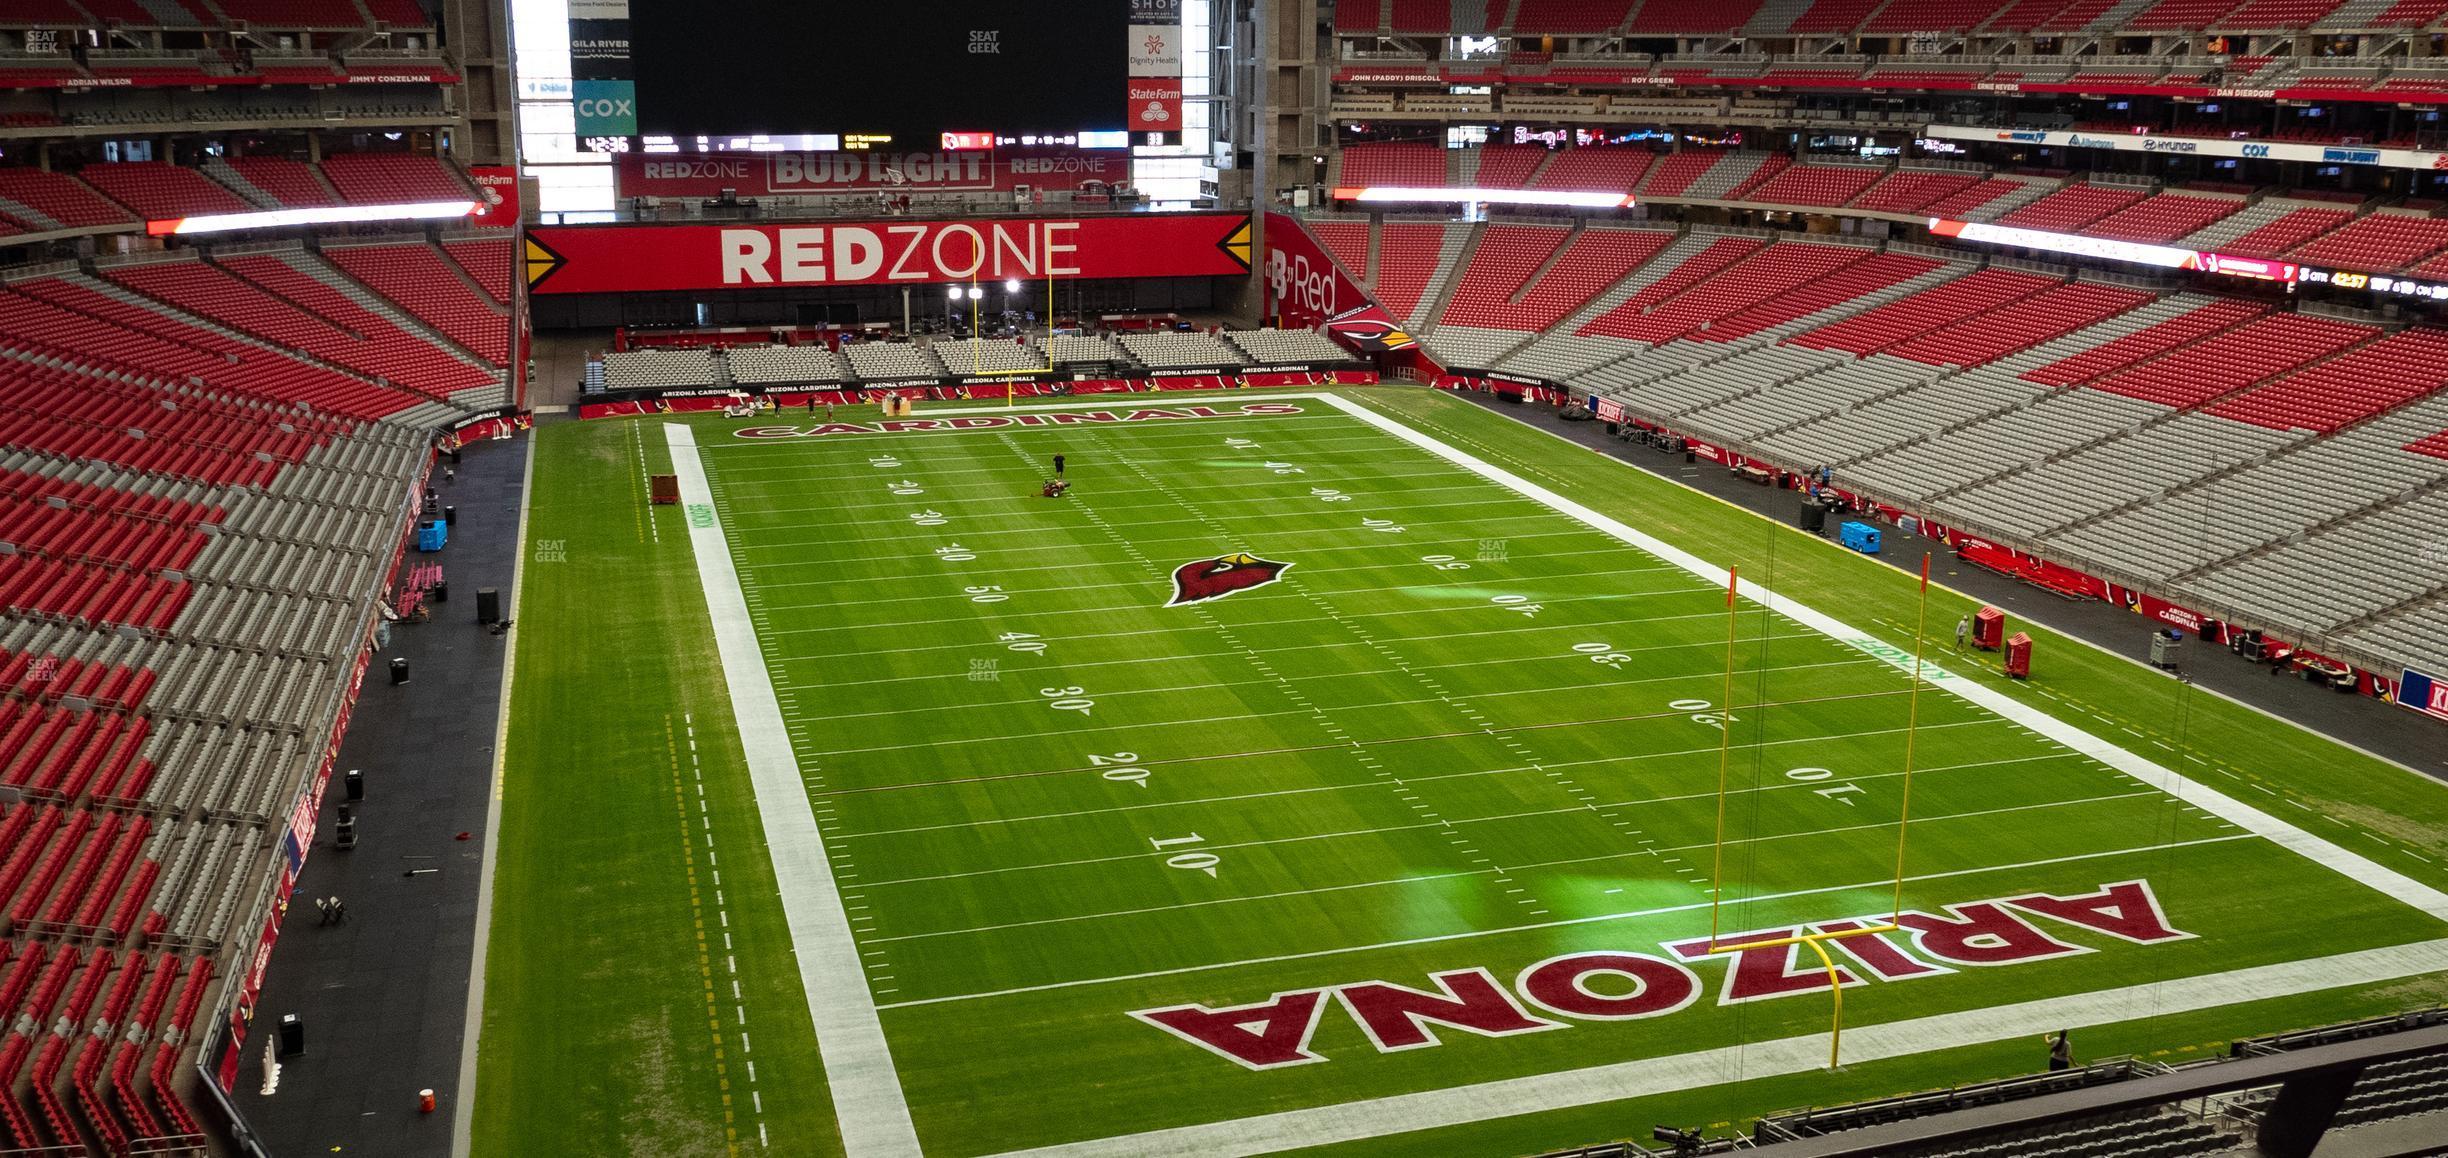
[1925,218,2199,269]
[146,200,481,237]
[1005,279,1023,293]
[948,286,965,300]
[1333,186,1635,209]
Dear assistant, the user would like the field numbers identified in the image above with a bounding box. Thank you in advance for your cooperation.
[889,479,924,496]
[1668,698,1739,730]
[999,631,1046,654]
[1040,686,1095,715]
[1149,832,1220,877]
[870,455,901,469]
[1422,554,1471,571]
[934,544,976,563]
[1785,766,1865,806]
[1087,751,1150,788]
[1361,517,1405,534]
[964,585,1007,603]
[1310,487,1352,503]
[1491,594,1544,618]
[909,509,948,527]
[1572,642,1632,669]
[1264,462,1305,475]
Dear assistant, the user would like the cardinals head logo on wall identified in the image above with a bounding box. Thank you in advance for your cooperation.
[1167,552,1290,607]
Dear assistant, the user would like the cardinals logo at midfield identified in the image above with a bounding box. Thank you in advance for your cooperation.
[1167,552,1291,607]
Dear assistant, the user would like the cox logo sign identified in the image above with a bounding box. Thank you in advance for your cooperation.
[2241,144,2271,158]
[573,80,637,136]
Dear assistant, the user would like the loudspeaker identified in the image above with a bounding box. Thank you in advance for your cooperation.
[278,1014,305,1057]
[1798,501,1827,534]
[344,768,364,801]
[477,587,501,625]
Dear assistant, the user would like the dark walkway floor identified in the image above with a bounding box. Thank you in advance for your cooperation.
[1454,392,2448,782]
[236,432,528,1158]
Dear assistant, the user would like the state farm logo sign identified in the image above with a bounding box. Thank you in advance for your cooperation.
[1129,78,1183,130]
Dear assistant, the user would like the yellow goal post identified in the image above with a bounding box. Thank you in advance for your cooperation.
[1702,553,1935,1069]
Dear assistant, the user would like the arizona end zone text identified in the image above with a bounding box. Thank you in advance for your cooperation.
[734,402,1306,439]
[1136,879,2192,1070]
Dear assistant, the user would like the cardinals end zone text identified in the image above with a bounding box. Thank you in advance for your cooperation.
[1132,879,2190,1069]
[735,402,1306,440]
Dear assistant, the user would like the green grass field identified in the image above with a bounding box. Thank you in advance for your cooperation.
[473,387,2448,1158]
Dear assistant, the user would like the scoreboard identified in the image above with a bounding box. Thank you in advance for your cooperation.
[595,1,1149,151]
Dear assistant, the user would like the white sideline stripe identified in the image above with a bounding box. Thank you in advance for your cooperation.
[450,427,536,1158]
[984,936,2448,1158]
[1315,393,2448,923]
[662,423,922,1158]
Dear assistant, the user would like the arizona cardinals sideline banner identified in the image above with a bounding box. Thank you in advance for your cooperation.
[524,213,1253,295]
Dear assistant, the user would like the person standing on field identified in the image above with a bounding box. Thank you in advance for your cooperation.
[1955,615,1970,651]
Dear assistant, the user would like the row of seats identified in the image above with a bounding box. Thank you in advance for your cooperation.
[1385,211,2448,671]
[0,153,473,231]
[103,254,494,400]
[325,243,510,364]
[1330,0,2383,34]
[1342,147,2448,264]
[0,196,515,1144]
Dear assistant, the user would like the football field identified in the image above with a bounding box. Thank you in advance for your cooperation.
[474,388,2448,1158]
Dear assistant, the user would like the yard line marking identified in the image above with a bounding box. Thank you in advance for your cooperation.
[773,604,1811,661]
[1317,391,2448,923]
[777,605,1761,694]
[741,476,1510,519]
[863,793,2157,937]
[697,405,1381,452]
[749,555,1664,609]
[765,595,1802,641]
[776,620,1827,667]
[794,655,1881,727]
[713,436,1434,479]
[800,677,1935,760]
[811,706,2008,802]
[663,423,921,1158]
[876,833,2258,1008]
[983,934,2448,1158]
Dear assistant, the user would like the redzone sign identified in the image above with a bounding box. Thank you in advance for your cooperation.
[1134,880,2189,1068]
[526,214,1251,295]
